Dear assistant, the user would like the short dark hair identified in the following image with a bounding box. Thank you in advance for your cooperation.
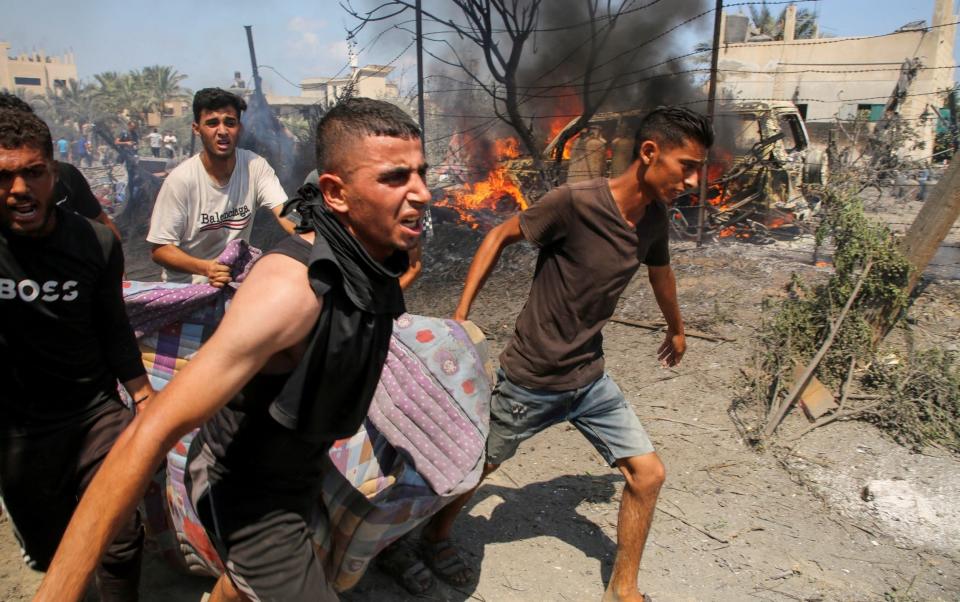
[192,87,247,122]
[315,97,420,175]
[632,106,713,161]
[0,108,53,159]
[0,92,35,114]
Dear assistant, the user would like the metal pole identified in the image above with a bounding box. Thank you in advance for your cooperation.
[696,0,723,247]
[415,0,426,148]
[415,0,433,238]
[244,25,264,98]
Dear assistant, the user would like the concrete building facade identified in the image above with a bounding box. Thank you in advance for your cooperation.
[0,42,78,96]
[716,0,957,159]
[299,64,400,106]
[264,63,402,119]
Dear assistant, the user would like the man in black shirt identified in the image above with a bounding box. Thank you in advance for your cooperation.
[0,93,121,239]
[39,98,429,602]
[0,109,152,601]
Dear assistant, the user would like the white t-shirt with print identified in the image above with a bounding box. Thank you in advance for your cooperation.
[147,131,163,149]
[147,149,288,283]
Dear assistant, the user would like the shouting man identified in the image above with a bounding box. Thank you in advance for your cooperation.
[0,109,152,600]
[147,88,295,286]
[36,97,428,602]
[415,106,712,602]
[0,93,122,240]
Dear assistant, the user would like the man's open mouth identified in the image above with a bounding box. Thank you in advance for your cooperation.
[400,215,423,233]
[10,201,39,223]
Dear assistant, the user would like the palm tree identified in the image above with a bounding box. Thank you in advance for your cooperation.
[141,65,189,118]
[48,79,104,131]
[748,3,818,40]
[748,4,780,38]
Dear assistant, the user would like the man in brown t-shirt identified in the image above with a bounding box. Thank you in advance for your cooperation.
[413,107,712,602]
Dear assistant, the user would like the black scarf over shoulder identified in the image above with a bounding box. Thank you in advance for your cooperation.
[270,184,407,443]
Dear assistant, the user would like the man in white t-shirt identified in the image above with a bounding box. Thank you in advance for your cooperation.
[162,131,177,158]
[147,88,295,285]
[147,127,163,158]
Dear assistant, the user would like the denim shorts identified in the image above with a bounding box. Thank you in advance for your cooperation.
[486,369,655,467]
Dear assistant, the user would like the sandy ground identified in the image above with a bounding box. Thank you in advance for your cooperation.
[1,189,958,601]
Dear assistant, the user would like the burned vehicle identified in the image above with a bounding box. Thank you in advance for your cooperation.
[535,101,827,239]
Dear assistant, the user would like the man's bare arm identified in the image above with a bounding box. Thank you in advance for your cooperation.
[453,214,524,320]
[271,205,297,235]
[35,253,322,602]
[648,265,686,366]
[151,243,231,287]
[399,243,423,290]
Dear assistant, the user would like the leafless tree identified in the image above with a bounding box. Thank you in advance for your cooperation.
[343,0,648,185]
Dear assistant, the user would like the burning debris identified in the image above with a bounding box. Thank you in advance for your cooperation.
[669,101,826,243]
[432,132,529,230]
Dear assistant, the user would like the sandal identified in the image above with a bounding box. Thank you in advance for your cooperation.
[420,538,475,586]
[377,537,435,595]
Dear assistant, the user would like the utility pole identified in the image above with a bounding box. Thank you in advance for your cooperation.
[696,0,723,247]
[415,0,433,238]
[415,0,426,148]
[244,25,264,100]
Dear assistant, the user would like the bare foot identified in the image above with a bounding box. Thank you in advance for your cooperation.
[601,588,651,602]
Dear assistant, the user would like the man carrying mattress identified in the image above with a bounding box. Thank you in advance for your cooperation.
[0,109,152,601]
[415,106,713,602]
[36,97,429,602]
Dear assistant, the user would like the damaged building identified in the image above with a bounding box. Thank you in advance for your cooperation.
[716,0,957,160]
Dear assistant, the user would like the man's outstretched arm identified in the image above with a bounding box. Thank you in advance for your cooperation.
[35,252,322,602]
[453,214,524,320]
[648,264,686,366]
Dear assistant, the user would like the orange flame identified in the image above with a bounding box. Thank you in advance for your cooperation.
[543,88,583,160]
[435,135,528,229]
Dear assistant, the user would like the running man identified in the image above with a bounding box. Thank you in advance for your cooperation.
[0,108,152,600]
[414,106,712,602]
[36,97,428,602]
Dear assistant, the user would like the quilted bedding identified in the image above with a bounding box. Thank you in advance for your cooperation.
[125,240,492,591]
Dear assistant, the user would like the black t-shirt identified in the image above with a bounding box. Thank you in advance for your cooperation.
[0,208,144,430]
[54,161,103,220]
[501,178,670,390]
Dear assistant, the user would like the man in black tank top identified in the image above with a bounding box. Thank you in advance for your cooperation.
[38,98,429,602]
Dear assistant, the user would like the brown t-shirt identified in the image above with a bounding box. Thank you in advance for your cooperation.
[500,178,669,391]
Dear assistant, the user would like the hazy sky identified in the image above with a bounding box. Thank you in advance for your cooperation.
[2,0,956,96]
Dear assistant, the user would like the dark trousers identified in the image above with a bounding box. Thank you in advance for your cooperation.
[0,400,143,601]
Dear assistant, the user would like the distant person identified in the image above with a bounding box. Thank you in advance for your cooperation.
[0,92,121,239]
[115,121,140,162]
[162,130,178,159]
[147,88,296,285]
[917,165,931,201]
[72,135,90,167]
[0,107,152,602]
[404,106,712,602]
[147,127,162,158]
[56,135,68,161]
[610,123,635,177]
